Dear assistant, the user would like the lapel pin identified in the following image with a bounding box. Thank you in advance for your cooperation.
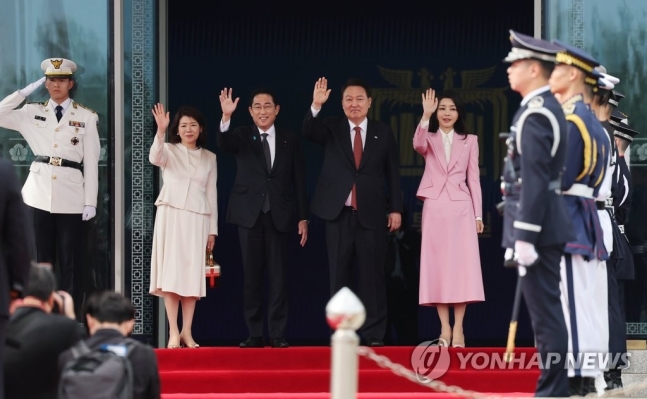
[253,136,257,141]
[374,136,378,139]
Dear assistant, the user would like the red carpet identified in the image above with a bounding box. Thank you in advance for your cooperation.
[156,346,538,398]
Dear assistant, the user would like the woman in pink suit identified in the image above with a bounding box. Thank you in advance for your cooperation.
[413,89,484,347]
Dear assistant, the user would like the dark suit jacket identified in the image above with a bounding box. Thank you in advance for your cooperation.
[0,160,32,318]
[58,328,161,399]
[303,112,403,229]
[4,307,83,399]
[217,125,308,232]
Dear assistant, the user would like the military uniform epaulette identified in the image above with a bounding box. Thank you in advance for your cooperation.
[527,96,545,109]
[73,101,97,114]
[561,94,583,115]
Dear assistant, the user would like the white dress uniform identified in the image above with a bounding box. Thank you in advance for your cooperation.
[0,92,100,213]
[0,57,100,304]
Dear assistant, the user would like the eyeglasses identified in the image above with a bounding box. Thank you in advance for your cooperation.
[251,104,275,112]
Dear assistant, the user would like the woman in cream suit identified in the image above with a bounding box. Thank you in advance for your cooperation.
[149,104,218,348]
[413,89,484,347]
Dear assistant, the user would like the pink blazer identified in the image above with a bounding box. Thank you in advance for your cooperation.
[413,123,482,218]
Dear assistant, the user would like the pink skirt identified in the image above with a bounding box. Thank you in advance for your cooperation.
[418,189,485,306]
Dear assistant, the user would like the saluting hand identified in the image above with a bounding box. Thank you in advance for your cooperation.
[219,87,239,121]
[421,88,438,120]
[152,103,170,138]
[19,77,46,97]
[312,77,331,110]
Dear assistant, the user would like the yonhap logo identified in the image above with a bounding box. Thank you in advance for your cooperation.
[410,340,451,382]
[410,342,631,380]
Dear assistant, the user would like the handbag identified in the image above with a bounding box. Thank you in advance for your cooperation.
[205,248,221,288]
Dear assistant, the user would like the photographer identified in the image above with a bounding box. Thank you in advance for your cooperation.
[3,263,82,399]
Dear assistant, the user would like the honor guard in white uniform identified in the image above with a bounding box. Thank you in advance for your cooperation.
[0,58,100,306]
[501,30,574,398]
[548,41,611,396]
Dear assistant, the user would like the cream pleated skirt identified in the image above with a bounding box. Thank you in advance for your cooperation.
[150,204,208,298]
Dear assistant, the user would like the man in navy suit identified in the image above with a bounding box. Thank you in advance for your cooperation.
[0,160,32,399]
[303,77,403,346]
[501,30,574,397]
[218,88,309,348]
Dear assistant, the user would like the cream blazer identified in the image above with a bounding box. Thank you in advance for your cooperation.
[0,91,100,213]
[149,135,218,235]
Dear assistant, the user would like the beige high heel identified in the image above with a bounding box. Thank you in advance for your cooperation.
[452,329,465,348]
[438,328,452,347]
[180,333,200,348]
[167,335,181,349]
[180,338,200,348]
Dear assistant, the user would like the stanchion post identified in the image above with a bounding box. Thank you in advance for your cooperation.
[326,287,366,399]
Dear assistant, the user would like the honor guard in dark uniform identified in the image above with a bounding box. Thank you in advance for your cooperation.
[0,58,100,311]
[548,41,611,396]
[605,114,639,389]
[590,71,632,391]
[501,30,573,397]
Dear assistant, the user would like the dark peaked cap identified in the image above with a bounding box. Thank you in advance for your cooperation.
[554,40,607,89]
[504,30,562,63]
[610,118,639,142]
[609,90,625,107]
[610,109,628,124]
[553,40,600,73]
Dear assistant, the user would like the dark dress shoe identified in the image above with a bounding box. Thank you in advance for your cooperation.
[366,339,384,347]
[604,369,623,390]
[239,337,264,348]
[583,377,596,395]
[270,338,289,348]
[568,376,587,396]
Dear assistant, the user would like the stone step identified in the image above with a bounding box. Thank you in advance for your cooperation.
[620,350,647,398]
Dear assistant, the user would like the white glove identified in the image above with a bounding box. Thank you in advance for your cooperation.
[504,248,514,261]
[514,240,538,266]
[82,206,96,221]
[18,77,46,97]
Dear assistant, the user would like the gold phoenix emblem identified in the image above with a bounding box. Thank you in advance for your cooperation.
[50,59,63,69]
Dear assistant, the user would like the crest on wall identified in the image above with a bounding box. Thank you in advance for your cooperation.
[371,65,509,179]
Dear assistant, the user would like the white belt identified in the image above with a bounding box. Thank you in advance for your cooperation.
[562,183,594,199]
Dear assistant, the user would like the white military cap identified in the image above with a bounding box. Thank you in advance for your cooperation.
[40,58,77,77]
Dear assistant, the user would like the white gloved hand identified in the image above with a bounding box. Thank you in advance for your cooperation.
[18,77,46,97]
[82,206,96,221]
[514,240,538,266]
